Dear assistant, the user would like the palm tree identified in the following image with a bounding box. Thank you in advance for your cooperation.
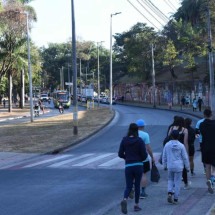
[0,0,37,111]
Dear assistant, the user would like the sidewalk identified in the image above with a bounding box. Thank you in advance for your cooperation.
[0,102,214,215]
[0,103,50,122]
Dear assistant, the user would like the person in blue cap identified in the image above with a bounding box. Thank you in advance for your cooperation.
[136,119,155,199]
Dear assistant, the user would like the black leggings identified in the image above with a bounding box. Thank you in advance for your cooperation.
[182,166,188,184]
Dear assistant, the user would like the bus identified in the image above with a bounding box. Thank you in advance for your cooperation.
[53,90,71,108]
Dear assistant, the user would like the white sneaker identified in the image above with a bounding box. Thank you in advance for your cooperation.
[206,180,214,194]
[184,181,191,190]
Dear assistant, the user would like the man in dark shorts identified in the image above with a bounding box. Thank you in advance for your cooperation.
[199,108,215,194]
[136,119,155,199]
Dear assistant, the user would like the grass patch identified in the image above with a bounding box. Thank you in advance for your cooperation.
[0,108,114,153]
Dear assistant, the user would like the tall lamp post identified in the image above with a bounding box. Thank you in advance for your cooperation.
[151,44,156,108]
[97,41,104,106]
[110,12,121,111]
[19,11,33,122]
[207,2,215,112]
[71,0,78,135]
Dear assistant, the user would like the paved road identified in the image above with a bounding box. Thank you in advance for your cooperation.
[0,104,214,215]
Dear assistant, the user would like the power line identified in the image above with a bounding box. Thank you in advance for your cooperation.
[146,0,169,21]
[142,0,169,23]
[163,0,176,11]
[127,0,160,30]
[136,0,165,26]
[166,0,177,11]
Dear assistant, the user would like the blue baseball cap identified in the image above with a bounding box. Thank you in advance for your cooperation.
[136,119,145,127]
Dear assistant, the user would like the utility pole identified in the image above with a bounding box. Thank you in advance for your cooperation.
[151,44,156,108]
[207,1,215,112]
[71,0,78,135]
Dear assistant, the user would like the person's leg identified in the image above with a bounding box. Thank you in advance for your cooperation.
[121,167,133,214]
[133,166,143,211]
[205,164,214,194]
[173,171,182,203]
[182,166,188,187]
[167,171,174,203]
[124,167,134,199]
[140,161,150,198]
[189,156,195,175]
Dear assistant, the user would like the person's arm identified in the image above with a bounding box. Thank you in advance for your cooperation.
[140,140,148,161]
[183,128,189,153]
[118,139,125,159]
[146,144,155,163]
[181,145,190,171]
[162,146,167,169]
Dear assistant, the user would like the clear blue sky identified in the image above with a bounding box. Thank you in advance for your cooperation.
[29,0,180,48]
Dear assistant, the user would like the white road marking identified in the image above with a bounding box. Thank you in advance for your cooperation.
[99,157,123,167]
[72,153,114,166]
[48,154,94,167]
[23,155,71,168]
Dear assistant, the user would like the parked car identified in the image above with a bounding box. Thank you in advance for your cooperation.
[100,97,116,105]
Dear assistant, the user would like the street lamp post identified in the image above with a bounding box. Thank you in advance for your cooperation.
[97,41,104,106]
[207,2,215,112]
[71,0,78,135]
[151,44,156,108]
[110,12,121,111]
[19,11,33,122]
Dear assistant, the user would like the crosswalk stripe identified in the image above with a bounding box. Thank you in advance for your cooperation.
[23,155,71,168]
[48,154,94,168]
[72,153,114,166]
[99,157,123,167]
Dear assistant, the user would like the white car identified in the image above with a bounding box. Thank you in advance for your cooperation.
[40,93,49,102]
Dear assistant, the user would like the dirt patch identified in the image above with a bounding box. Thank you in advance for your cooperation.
[0,107,114,154]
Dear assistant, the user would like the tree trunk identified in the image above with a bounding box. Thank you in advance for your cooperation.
[20,68,25,108]
[8,72,12,113]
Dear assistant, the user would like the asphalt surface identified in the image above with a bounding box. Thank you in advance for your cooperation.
[0,103,214,215]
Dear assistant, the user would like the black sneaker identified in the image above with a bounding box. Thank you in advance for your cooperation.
[120,200,127,214]
[167,194,173,204]
[134,205,142,212]
[173,199,178,204]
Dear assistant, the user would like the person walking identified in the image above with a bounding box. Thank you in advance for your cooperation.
[199,108,215,194]
[192,97,197,112]
[168,116,190,189]
[195,109,209,173]
[136,119,155,199]
[162,130,190,204]
[184,118,196,176]
[181,96,186,110]
[197,97,203,112]
[118,123,147,214]
[3,98,6,108]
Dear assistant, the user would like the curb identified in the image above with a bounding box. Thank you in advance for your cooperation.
[47,109,116,155]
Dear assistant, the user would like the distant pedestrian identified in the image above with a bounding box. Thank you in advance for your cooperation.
[38,99,44,114]
[197,97,203,112]
[199,108,215,194]
[185,118,196,176]
[118,123,147,214]
[162,130,190,204]
[181,96,186,110]
[3,99,6,108]
[192,98,197,112]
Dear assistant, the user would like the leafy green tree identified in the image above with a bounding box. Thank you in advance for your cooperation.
[113,23,157,83]
[0,0,37,111]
